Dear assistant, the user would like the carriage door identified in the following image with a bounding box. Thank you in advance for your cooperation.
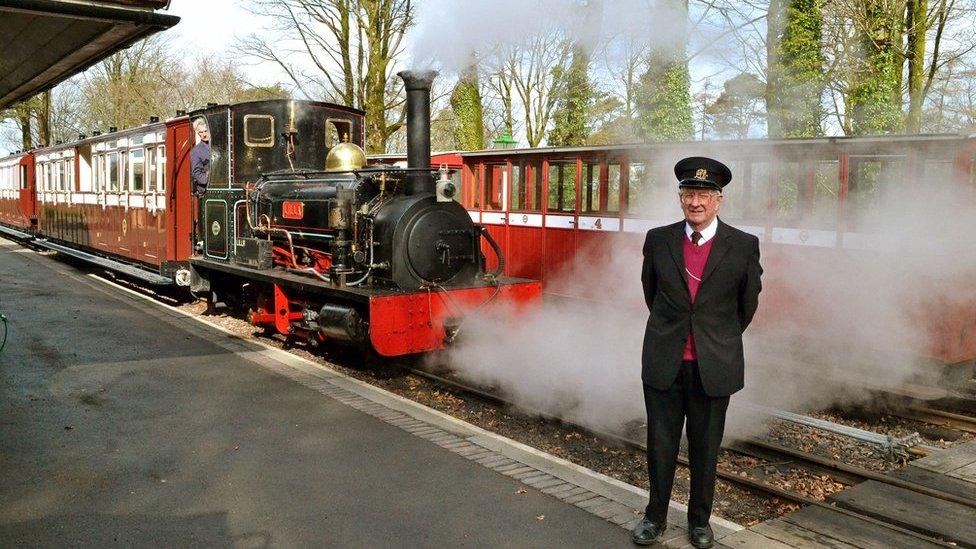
[18,156,35,225]
[543,158,579,284]
[480,163,508,273]
[506,159,544,279]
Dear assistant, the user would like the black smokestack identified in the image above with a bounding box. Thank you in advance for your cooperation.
[398,69,437,195]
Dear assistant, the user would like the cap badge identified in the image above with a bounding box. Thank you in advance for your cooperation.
[695,168,708,180]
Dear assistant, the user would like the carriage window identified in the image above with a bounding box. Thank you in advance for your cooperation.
[326,118,353,147]
[547,160,577,213]
[244,114,275,148]
[580,161,603,213]
[776,162,802,221]
[484,164,506,211]
[744,161,771,219]
[120,151,129,191]
[625,161,653,215]
[848,156,905,212]
[607,163,621,213]
[146,147,156,191]
[467,165,482,209]
[810,160,840,226]
[131,148,145,191]
[158,145,167,191]
[511,159,542,212]
[108,152,119,191]
[20,165,27,190]
[67,158,74,191]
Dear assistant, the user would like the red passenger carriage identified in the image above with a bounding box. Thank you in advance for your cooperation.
[459,136,976,371]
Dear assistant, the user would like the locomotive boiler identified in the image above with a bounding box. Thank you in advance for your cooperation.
[189,71,540,356]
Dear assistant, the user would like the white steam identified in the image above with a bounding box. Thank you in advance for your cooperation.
[442,145,976,440]
[408,0,686,72]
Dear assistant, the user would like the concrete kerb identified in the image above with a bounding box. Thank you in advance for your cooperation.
[86,272,744,537]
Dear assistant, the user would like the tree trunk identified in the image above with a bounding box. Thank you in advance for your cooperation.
[37,91,52,147]
[905,0,927,132]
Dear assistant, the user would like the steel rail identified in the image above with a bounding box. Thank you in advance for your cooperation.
[899,406,976,435]
[407,368,957,547]
[736,439,976,509]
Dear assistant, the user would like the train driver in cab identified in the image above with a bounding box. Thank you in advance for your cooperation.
[191,117,210,197]
[633,157,763,548]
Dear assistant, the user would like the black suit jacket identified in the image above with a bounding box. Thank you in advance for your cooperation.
[641,219,762,397]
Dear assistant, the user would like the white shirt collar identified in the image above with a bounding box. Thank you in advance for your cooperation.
[685,217,718,244]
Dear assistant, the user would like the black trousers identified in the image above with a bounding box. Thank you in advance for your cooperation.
[643,360,729,527]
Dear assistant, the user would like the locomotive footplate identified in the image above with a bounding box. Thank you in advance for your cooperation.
[190,256,542,356]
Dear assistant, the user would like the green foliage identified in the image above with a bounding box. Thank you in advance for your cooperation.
[450,70,485,150]
[766,0,825,137]
[708,73,766,138]
[633,50,693,142]
[547,45,591,146]
[586,93,630,145]
[847,0,904,134]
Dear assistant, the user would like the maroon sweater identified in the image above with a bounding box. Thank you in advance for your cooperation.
[682,235,714,360]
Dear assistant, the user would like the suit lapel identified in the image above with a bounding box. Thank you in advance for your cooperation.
[666,222,690,293]
[700,220,733,284]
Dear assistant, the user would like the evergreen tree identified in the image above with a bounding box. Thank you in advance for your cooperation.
[450,65,485,150]
[766,0,825,137]
[547,44,591,146]
[847,0,904,134]
[633,49,694,142]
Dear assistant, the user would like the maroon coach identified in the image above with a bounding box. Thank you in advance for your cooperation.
[632,157,763,548]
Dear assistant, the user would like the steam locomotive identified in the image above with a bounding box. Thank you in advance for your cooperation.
[0,71,541,357]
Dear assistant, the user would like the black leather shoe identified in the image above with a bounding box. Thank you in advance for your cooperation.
[688,525,714,549]
[631,517,665,546]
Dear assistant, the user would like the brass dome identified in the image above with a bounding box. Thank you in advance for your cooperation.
[325,141,367,172]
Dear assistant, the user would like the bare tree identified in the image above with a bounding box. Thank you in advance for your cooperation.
[483,31,572,147]
[239,0,412,153]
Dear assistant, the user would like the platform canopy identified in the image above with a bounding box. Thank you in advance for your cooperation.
[0,0,180,109]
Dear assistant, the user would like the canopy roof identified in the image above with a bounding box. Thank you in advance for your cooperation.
[0,0,179,108]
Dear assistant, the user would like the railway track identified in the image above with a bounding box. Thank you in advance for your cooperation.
[409,367,970,548]
[16,245,976,545]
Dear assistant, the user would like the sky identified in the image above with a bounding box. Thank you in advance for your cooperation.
[167,0,257,59]
[2,0,733,152]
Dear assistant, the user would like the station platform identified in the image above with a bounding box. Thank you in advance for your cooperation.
[0,239,744,548]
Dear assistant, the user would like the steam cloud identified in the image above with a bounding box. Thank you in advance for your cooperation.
[441,144,975,441]
[408,0,686,72]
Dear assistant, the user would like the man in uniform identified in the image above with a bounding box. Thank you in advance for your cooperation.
[632,157,762,548]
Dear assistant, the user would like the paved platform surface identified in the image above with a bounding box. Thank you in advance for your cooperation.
[0,239,743,548]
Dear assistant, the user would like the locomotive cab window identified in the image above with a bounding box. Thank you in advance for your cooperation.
[326,118,353,147]
[244,114,275,148]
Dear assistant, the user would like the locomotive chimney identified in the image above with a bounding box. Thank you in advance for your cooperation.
[398,69,437,195]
